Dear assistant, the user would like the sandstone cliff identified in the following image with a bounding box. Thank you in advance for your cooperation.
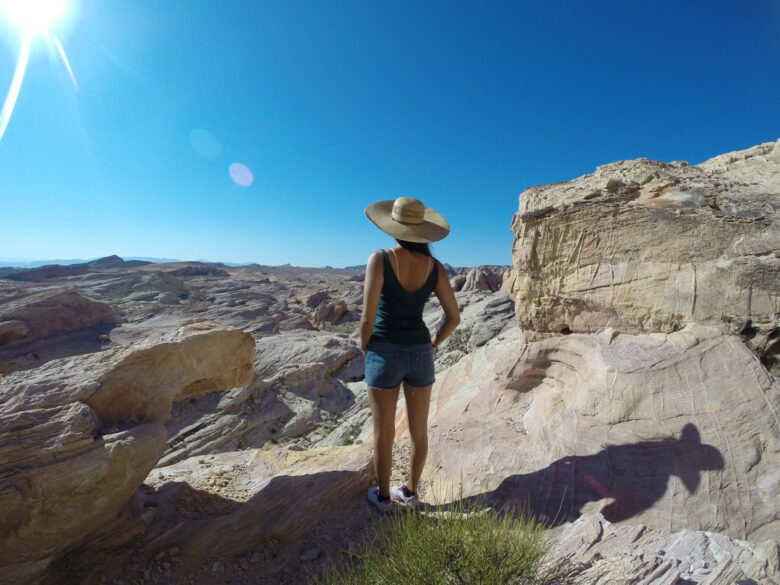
[510,139,780,372]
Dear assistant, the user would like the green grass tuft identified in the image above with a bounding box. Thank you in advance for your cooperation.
[313,494,558,585]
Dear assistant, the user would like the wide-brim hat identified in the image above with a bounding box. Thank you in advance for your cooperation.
[364,196,450,243]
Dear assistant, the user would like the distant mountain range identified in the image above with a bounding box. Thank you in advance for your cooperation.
[1,255,470,272]
[0,256,182,268]
[0,255,368,271]
[0,256,285,269]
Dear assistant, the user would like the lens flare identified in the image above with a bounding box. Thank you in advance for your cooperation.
[0,32,31,142]
[51,34,77,90]
[229,163,254,187]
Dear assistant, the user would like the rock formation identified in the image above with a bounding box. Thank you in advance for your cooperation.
[416,326,779,543]
[0,289,122,374]
[0,321,254,585]
[161,330,361,466]
[450,265,510,292]
[510,139,780,371]
[0,289,120,350]
[548,513,779,584]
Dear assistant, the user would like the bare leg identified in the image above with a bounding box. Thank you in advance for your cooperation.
[368,386,400,497]
[402,383,432,493]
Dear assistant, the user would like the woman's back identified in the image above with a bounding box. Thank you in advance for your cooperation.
[385,247,435,293]
[372,248,438,345]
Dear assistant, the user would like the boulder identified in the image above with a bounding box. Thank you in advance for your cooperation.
[462,266,504,291]
[303,290,329,308]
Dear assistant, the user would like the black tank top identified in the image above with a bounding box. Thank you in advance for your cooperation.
[370,250,439,345]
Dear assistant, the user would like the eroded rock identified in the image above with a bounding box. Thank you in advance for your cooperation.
[0,321,255,584]
[510,140,780,367]
[0,288,120,350]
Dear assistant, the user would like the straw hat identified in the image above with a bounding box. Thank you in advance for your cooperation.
[364,197,450,243]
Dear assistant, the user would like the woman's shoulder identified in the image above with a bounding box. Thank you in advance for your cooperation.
[366,250,386,270]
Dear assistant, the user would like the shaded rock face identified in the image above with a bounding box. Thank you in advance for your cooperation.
[0,322,255,584]
[417,326,780,543]
[510,140,780,370]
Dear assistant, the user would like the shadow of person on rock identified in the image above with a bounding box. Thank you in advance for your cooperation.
[435,423,724,526]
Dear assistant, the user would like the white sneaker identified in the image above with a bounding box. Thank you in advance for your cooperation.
[367,487,393,513]
[390,485,421,509]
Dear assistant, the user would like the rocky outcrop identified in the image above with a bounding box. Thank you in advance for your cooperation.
[450,265,510,292]
[86,270,198,304]
[548,513,779,584]
[0,321,255,585]
[161,331,361,465]
[414,326,780,543]
[0,289,120,350]
[0,289,122,374]
[510,140,780,367]
[165,263,230,278]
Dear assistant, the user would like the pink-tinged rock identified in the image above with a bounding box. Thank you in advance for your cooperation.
[412,326,780,543]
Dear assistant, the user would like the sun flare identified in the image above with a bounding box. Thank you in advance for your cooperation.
[0,0,74,143]
[0,0,68,33]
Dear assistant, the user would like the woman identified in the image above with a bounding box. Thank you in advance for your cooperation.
[361,196,461,512]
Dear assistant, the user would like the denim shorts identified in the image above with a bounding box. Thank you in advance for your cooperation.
[365,340,435,390]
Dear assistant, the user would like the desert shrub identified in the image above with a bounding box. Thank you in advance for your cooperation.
[314,497,556,585]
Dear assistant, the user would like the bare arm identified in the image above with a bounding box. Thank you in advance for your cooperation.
[360,250,384,352]
[431,261,461,349]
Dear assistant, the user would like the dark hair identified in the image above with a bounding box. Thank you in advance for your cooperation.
[395,239,432,257]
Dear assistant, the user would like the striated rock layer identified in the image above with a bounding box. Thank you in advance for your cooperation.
[510,140,780,370]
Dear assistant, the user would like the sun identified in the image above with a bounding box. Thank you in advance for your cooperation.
[0,0,74,143]
[0,0,68,34]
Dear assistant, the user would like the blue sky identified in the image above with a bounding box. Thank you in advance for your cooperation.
[1,0,779,267]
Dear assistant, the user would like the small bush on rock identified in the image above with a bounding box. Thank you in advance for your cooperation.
[315,497,556,585]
